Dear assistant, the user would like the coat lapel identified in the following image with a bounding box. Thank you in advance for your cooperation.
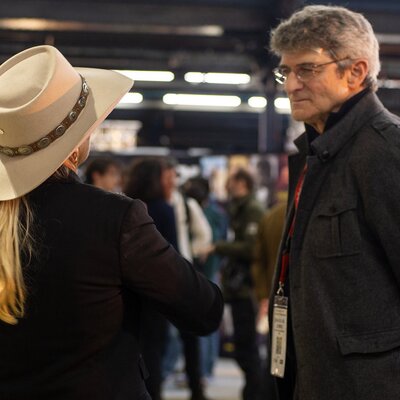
[268,149,305,303]
[288,151,306,207]
[290,156,331,259]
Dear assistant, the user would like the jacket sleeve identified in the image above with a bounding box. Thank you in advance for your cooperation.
[187,198,212,257]
[214,206,264,262]
[252,212,270,301]
[119,199,223,335]
[251,203,287,301]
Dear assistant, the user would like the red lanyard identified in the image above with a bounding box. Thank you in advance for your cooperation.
[278,166,307,292]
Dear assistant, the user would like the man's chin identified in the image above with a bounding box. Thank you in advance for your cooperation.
[291,111,308,122]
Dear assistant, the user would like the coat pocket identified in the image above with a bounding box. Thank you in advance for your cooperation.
[313,201,361,258]
[337,327,400,355]
[336,328,400,399]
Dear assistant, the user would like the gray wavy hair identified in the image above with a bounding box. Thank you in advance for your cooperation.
[270,5,380,91]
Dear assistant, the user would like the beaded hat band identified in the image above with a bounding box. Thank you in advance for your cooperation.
[0,75,89,157]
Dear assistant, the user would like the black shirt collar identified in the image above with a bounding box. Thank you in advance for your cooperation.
[305,88,370,154]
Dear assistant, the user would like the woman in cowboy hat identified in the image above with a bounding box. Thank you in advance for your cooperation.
[0,46,223,400]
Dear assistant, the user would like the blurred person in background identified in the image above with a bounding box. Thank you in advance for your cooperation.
[84,156,122,192]
[253,196,287,312]
[0,45,223,400]
[182,176,228,383]
[269,5,400,400]
[201,169,265,400]
[162,159,212,263]
[161,159,213,400]
[252,191,287,400]
[124,157,179,400]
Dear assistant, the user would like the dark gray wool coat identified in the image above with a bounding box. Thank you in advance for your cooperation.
[271,91,400,400]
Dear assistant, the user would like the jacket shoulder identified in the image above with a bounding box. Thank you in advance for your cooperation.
[32,181,136,224]
[246,197,265,216]
[71,183,134,211]
[363,110,400,145]
[370,109,400,142]
[351,109,400,166]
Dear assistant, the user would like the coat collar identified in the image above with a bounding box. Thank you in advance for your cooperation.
[293,91,386,162]
[45,169,82,184]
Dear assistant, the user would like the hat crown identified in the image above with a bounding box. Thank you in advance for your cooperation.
[0,46,81,147]
[0,49,50,109]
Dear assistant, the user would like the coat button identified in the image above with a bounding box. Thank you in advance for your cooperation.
[320,150,330,161]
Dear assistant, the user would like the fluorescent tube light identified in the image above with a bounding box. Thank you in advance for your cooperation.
[184,72,251,85]
[184,73,205,83]
[0,18,223,37]
[274,97,291,114]
[378,79,400,89]
[116,93,143,108]
[376,33,400,45]
[163,93,241,107]
[114,70,175,82]
[248,96,267,108]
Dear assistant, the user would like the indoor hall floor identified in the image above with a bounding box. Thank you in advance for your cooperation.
[163,358,243,400]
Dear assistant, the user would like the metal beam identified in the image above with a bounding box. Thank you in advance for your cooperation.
[0,1,270,31]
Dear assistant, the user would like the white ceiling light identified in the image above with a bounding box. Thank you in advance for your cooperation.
[274,97,291,114]
[163,93,241,107]
[376,33,400,44]
[114,70,175,82]
[116,92,143,108]
[248,96,267,108]
[184,73,205,83]
[378,79,400,89]
[184,72,251,85]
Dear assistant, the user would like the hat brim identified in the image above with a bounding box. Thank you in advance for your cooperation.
[0,68,133,200]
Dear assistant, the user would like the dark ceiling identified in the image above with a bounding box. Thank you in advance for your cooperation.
[1,0,400,153]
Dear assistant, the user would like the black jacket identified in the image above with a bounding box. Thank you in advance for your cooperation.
[215,194,264,299]
[271,91,400,400]
[146,198,178,250]
[0,174,223,400]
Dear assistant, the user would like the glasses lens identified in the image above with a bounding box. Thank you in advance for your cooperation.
[296,66,316,82]
[273,68,286,84]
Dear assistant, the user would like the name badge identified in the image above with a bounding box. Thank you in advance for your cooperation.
[270,295,288,378]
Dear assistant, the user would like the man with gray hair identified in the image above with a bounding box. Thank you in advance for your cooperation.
[268,5,400,400]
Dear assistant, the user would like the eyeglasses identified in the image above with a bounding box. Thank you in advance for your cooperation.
[273,58,350,84]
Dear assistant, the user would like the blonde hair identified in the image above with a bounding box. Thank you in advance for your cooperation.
[0,196,34,324]
[0,165,70,325]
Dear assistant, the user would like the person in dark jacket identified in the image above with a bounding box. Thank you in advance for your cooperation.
[269,5,400,400]
[201,169,265,400]
[0,45,223,400]
[124,157,179,400]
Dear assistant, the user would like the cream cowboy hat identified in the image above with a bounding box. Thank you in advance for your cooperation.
[0,45,133,200]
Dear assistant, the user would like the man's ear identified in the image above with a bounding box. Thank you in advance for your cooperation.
[347,59,369,89]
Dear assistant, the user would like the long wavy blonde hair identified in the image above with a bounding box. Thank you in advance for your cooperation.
[0,196,34,325]
[0,162,73,325]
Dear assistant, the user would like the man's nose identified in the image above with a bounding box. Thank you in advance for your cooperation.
[284,72,304,95]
